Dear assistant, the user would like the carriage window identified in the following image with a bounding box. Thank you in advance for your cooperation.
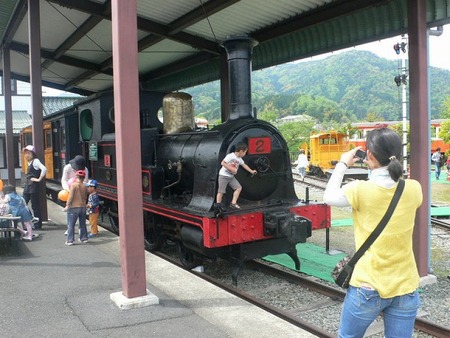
[80,109,93,141]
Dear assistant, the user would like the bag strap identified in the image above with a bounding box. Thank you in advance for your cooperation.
[346,179,405,268]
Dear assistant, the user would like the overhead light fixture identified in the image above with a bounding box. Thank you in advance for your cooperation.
[401,74,407,85]
[400,42,407,53]
[393,42,407,54]
[393,43,401,55]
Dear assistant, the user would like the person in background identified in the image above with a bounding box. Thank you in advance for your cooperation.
[295,149,309,181]
[86,179,100,238]
[323,128,422,338]
[61,155,89,235]
[431,147,443,180]
[447,157,450,179]
[0,190,26,236]
[22,145,47,230]
[3,185,37,241]
[63,170,88,246]
[215,142,257,209]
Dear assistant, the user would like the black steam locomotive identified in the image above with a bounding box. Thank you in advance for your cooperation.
[22,37,330,283]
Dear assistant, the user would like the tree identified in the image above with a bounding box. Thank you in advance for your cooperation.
[258,102,279,122]
[440,97,450,119]
[364,111,384,122]
[277,119,316,153]
[439,120,450,143]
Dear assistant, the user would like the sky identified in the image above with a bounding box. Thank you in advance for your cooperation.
[313,24,450,70]
[43,24,450,96]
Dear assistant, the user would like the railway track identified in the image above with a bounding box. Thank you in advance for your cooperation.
[97,180,450,337]
[150,246,450,338]
[431,217,450,231]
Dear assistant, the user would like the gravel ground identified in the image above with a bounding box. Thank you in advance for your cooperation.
[163,182,450,336]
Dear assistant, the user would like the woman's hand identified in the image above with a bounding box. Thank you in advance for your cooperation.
[340,147,365,167]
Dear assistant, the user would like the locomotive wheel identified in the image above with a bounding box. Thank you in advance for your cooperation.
[143,212,164,251]
[51,191,58,202]
[106,202,120,235]
[176,241,202,269]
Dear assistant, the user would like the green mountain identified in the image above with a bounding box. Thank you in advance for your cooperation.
[187,50,450,123]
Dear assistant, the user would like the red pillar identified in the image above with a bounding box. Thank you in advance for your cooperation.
[408,0,429,276]
[28,0,48,222]
[111,0,147,298]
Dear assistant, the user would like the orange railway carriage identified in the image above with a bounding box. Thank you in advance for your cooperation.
[19,121,54,180]
[307,131,350,177]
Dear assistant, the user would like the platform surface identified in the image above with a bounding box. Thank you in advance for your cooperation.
[0,193,316,338]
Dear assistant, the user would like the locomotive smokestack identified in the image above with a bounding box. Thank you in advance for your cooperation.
[222,36,258,121]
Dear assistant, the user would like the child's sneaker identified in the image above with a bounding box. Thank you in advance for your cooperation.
[88,233,98,238]
[65,241,74,246]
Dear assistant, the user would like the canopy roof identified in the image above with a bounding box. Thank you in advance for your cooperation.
[0,0,449,96]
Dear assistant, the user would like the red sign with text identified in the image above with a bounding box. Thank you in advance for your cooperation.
[248,137,272,155]
[104,154,111,167]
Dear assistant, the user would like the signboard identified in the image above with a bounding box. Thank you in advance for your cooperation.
[89,141,98,161]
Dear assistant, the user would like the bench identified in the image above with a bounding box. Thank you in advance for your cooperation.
[0,216,21,239]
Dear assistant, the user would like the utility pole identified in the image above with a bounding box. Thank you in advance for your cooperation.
[394,36,408,177]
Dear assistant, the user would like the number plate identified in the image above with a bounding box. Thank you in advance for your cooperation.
[248,137,271,155]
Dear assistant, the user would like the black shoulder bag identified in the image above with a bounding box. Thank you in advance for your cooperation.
[332,179,405,288]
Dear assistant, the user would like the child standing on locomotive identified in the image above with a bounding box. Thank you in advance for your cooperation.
[23,145,47,230]
[216,143,257,209]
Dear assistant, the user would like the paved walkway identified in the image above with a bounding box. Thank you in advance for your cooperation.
[0,197,316,337]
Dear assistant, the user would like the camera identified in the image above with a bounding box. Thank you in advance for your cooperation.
[355,149,366,160]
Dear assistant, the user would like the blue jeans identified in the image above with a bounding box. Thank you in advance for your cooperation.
[338,286,420,338]
[67,207,87,243]
[298,167,306,178]
[435,163,441,179]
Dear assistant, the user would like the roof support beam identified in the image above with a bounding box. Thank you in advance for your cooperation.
[140,0,392,86]
[44,0,234,89]
[253,0,391,42]
[10,41,110,74]
[2,45,16,185]
[0,0,27,48]
[48,0,222,54]
[41,15,104,69]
